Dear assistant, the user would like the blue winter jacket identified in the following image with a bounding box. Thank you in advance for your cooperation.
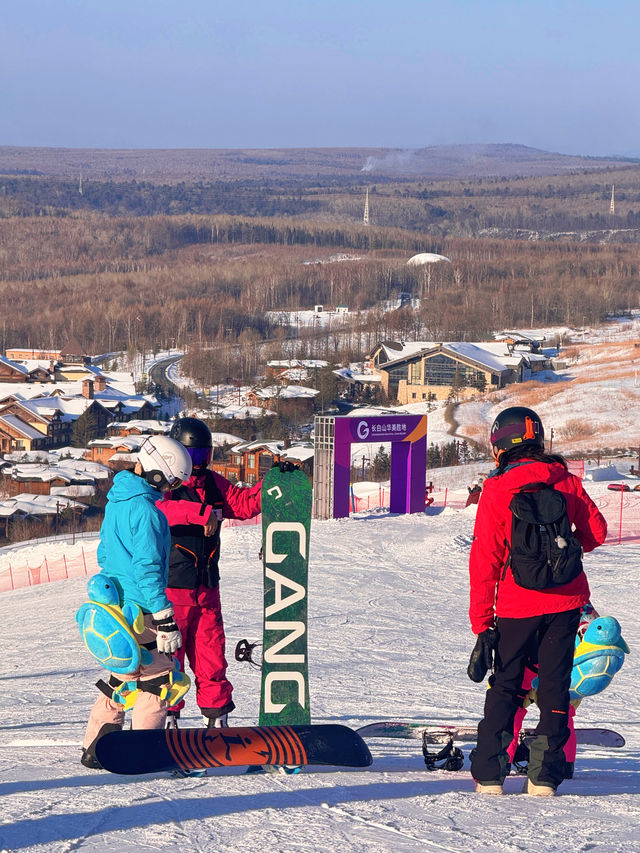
[96,470,171,614]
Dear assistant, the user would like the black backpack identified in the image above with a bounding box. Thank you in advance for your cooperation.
[505,484,583,591]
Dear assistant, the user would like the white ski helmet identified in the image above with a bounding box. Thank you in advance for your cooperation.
[137,435,192,490]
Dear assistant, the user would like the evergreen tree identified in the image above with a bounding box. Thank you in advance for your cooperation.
[371,445,391,480]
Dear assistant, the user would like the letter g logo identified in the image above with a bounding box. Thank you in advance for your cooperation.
[356,420,369,440]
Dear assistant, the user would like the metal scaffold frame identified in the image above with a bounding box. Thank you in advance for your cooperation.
[312,416,335,520]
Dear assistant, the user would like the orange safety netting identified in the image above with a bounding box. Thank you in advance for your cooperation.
[2,462,638,594]
[0,516,262,593]
[0,546,99,593]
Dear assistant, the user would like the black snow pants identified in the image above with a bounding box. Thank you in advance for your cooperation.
[470,608,580,789]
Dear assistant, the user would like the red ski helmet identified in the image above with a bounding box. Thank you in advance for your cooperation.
[490,406,544,458]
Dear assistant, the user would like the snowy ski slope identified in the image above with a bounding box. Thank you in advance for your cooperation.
[0,479,638,852]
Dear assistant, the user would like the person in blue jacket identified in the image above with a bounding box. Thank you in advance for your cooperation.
[80,435,192,769]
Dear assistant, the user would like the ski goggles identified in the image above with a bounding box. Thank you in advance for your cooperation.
[187,446,212,468]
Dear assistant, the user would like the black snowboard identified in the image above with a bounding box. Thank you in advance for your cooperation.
[95,723,372,775]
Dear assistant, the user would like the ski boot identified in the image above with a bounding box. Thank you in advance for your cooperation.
[166,710,180,730]
[475,781,504,795]
[206,714,228,729]
[522,779,555,796]
[81,723,122,770]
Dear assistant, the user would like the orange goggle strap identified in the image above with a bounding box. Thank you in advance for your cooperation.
[491,418,541,449]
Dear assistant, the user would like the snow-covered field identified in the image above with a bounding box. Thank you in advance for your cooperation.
[1,477,638,852]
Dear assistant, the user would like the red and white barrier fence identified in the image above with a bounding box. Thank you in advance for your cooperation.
[0,516,262,594]
[0,459,636,594]
[0,546,98,594]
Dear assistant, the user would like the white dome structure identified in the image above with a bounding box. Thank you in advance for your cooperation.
[406,252,451,266]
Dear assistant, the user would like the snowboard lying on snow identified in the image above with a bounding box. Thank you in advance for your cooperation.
[356,722,625,748]
[94,724,372,775]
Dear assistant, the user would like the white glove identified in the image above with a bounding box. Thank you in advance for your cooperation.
[152,607,182,655]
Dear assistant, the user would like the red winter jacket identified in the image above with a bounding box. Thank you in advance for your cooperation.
[159,471,262,528]
[468,458,607,634]
[157,471,262,602]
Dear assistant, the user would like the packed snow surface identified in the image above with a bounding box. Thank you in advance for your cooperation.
[0,476,638,852]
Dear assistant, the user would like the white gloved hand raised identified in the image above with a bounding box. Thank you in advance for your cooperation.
[152,607,182,655]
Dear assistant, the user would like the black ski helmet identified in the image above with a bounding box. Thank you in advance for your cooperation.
[169,417,212,448]
[490,406,544,457]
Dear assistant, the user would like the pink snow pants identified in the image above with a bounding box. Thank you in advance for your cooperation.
[82,616,173,749]
[507,666,577,763]
[167,585,232,714]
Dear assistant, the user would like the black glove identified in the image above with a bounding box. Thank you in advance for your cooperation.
[272,460,296,473]
[467,628,498,682]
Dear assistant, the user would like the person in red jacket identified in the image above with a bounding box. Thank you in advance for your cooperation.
[468,406,607,796]
[465,480,482,507]
[157,417,262,728]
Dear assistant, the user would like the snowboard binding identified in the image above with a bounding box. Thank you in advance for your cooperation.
[235,638,262,670]
[422,734,464,771]
[512,739,530,775]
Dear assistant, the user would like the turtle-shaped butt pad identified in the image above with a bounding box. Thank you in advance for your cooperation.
[76,575,152,674]
[569,616,629,700]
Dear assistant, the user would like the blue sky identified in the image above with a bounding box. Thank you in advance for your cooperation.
[2,0,639,156]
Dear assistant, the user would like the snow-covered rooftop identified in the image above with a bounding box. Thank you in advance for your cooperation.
[0,414,45,439]
[0,493,87,518]
[0,355,29,375]
[254,384,319,400]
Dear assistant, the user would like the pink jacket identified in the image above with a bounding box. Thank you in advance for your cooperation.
[158,471,262,526]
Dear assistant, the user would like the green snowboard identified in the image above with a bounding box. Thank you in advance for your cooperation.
[259,466,312,727]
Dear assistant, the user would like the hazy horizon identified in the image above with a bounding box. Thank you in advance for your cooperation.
[2,1,640,159]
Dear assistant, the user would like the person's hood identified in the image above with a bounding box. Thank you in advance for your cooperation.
[488,459,569,495]
[107,469,159,503]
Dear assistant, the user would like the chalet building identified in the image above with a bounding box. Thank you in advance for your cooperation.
[0,381,159,453]
[53,363,96,382]
[1,398,113,447]
[0,414,48,453]
[84,436,146,467]
[265,360,329,382]
[0,356,30,384]
[370,338,552,404]
[26,365,52,383]
[0,494,88,538]
[245,385,319,418]
[212,441,280,485]
[5,347,61,362]
[0,400,68,447]
[60,337,90,365]
[0,425,14,454]
[211,441,313,485]
[106,420,170,437]
[2,464,99,498]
